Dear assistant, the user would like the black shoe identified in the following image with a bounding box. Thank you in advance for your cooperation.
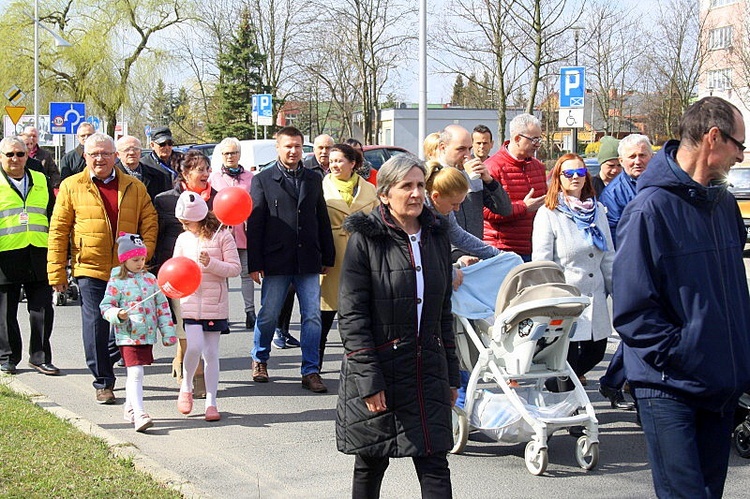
[28,362,61,376]
[245,311,256,330]
[599,383,635,410]
[1,362,18,374]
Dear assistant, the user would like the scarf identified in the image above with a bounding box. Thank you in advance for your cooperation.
[222,164,245,179]
[330,173,359,206]
[182,181,212,201]
[121,163,143,182]
[555,193,608,252]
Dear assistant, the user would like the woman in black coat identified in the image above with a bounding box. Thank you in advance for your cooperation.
[336,155,460,499]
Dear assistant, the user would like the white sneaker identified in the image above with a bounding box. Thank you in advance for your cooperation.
[134,413,153,432]
[123,403,134,423]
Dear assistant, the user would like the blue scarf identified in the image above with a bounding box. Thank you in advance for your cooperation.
[555,193,608,252]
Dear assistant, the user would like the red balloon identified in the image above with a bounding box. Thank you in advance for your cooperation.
[213,186,253,226]
[158,256,202,298]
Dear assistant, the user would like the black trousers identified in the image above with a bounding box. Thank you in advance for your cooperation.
[0,282,53,365]
[319,309,337,369]
[352,453,452,499]
[567,337,608,378]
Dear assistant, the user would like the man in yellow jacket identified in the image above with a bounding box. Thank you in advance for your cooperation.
[48,133,157,404]
[0,137,56,375]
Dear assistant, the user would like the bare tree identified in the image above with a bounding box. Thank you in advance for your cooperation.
[643,0,710,140]
[581,1,646,135]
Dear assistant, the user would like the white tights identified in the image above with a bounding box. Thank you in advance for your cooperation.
[126,365,145,416]
[182,324,221,409]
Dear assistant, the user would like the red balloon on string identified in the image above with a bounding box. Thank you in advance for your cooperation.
[157,256,202,298]
[212,186,253,226]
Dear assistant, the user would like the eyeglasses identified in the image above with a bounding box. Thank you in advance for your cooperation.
[156,141,174,147]
[2,151,26,158]
[222,151,239,157]
[720,130,746,152]
[561,167,588,178]
[86,152,115,159]
[519,134,542,145]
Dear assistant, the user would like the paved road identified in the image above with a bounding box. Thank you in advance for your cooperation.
[5,275,750,498]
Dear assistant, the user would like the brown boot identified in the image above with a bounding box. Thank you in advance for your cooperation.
[172,339,186,383]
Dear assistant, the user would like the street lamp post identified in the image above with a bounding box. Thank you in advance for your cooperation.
[571,26,582,154]
[31,0,71,128]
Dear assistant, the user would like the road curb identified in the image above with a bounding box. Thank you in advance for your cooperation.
[1,376,206,499]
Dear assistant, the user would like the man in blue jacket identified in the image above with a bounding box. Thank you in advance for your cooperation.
[613,96,750,498]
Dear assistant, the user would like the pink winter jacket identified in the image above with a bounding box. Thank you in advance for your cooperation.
[208,169,253,249]
[173,228,241,320]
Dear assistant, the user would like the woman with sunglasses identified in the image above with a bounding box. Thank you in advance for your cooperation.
[532,153,614,400]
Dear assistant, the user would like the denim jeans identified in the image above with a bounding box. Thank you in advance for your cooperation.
[78,277,120,389]
[252,274,321,376]
[638,395,734,498]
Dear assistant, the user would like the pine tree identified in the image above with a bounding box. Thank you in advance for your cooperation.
[451,75,465,106]
[207,11,266,141]
[148,79,172,127]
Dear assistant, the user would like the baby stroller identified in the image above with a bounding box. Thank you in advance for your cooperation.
[733,393,750,458]
[451,260,598,475]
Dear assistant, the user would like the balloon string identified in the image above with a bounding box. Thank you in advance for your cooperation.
[123,288,162,313]
[211,223,224,242]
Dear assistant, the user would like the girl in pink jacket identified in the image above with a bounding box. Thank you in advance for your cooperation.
[173,191,241,421]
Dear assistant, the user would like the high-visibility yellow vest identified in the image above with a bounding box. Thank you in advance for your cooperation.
[0,169,49,251]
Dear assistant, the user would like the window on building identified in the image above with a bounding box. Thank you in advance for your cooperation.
[709,26,733,49]
[707,69,732,91]
[710,0,738,7]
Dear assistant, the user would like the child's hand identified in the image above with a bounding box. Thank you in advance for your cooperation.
[199,250,210,266]
[117,309,128,321]
[163,336,177,347]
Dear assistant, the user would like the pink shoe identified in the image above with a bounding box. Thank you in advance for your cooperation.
[177,391,193,415]
[205,406,221,421]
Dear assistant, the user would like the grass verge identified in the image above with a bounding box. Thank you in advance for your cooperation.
[0,382,181,498]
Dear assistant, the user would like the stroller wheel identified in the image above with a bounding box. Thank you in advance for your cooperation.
[450,407,469,454]
[733,423,750,458]
[54,291,67,307]
[575,436,599,470]
[524,441,548,475]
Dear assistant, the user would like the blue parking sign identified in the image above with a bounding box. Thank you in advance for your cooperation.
[257,93,273,126]
[49,102,86,134]
[559,67,585,108]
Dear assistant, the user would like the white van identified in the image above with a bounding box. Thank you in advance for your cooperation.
[211,139,313,172]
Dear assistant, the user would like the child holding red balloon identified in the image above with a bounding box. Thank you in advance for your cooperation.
[173,191,241,421]
[100,232,177,432]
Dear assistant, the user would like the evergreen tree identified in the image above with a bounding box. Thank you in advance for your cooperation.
[451,75,465,106]
[207,11,266,141]
[149,79,172,127]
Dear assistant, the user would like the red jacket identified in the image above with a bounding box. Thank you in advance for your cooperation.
[483,142,547,255]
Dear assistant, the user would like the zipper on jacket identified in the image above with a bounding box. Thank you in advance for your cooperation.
[345,338,401,358]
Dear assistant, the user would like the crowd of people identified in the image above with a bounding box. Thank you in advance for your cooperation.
[1,96,749,498]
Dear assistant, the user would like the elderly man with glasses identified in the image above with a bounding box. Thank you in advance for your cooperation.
[60,122,95,181]
[0,137,58,376]
[483,113,548,261]
[48,133,157,405]
[115,135,171,201]
[141,126,184,182]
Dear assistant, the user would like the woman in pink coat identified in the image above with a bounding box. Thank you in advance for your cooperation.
[172,191,241,422]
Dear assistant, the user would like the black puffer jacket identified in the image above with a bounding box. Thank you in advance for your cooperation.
[335,205,460,458]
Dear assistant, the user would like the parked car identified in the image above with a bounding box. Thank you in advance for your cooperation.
[176,143,218,158]
[362,145,410,170]
[210,139,313,171]
[728,165,750,242]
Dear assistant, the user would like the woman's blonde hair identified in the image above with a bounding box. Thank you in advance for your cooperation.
[423,132,441,161]
[544,153,595,210]
[424,160,469,198]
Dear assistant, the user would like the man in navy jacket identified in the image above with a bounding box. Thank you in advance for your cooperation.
[613,96,750,498]
[246,126,335,393]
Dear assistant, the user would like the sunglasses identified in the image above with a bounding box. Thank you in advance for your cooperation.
[3,151,26,158]
[157,141,175,147]
[720,130,746,152]
[561,167,587,178]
